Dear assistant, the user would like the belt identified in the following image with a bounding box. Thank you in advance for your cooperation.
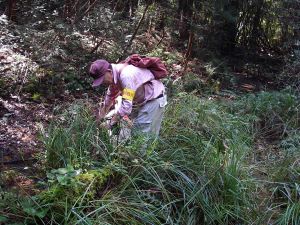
[138,93,164,107]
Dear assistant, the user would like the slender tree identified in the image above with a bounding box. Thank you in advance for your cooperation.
[6,0,17,21]
[178,0,194,41]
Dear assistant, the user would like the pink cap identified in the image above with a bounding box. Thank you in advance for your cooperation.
[89,59,110,87]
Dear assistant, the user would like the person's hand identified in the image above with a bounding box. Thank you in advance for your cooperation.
[122,115,133,128]
[109,114,120,127]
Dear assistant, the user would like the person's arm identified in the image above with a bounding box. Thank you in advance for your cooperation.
[109,91,135,127]
[109,73,137,126]
[97,85,120,120]
[117,74,138,117]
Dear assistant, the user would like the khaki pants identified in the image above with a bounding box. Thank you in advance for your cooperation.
[132,94,167,137]
[114,94,167,147]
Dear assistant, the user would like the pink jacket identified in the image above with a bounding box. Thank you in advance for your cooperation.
[104,64,165,117]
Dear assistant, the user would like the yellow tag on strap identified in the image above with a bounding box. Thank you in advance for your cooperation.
[122,88,135,101]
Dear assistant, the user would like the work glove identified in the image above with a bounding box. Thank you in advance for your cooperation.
[110,114,133,129]
[122,115,133,128]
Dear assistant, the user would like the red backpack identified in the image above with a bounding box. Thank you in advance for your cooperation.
[122,54,168,79]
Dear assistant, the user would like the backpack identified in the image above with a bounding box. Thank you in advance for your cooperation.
[122,54,168,79]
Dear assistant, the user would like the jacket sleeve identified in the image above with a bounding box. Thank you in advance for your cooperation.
[117,73,138,117]
[104,85,121,110]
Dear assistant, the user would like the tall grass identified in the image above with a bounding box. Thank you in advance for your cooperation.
[159,93,256,224]
[230,89,299,139]
[42,101,112,169]
[230,88,300,224]
[33,93,257,224]
[2,89,299,224]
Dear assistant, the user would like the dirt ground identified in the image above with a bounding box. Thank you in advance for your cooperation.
[0,97,53,165]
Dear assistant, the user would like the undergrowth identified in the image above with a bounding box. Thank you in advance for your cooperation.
[0,89,299,224]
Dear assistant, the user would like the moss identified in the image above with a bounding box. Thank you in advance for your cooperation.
[77,168,111,185]
[39,167,112,207]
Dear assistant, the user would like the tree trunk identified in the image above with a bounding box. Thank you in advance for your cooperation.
[249,0,264,49]
[63,0,73,19]
[183,31,194,74]
[6,0,17,21]
[220,0,240,55]
[178,0,194,41]
[72,0,98,24]
[115,0,138,18]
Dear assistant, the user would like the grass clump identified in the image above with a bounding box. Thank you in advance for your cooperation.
[42,101,112,169]
[229,89,300,223]
[231,88,299,140]
[276,202,300,225]
[159,93,257,224]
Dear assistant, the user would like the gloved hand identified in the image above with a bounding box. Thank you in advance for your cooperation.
[109,114,132,128]
[108,114,120,135]
[122,115,133,128]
